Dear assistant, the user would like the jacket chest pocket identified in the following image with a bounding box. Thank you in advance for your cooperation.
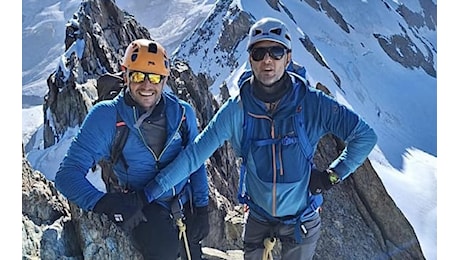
[249,117,311,184]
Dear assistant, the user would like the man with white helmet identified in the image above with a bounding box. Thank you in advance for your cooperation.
[141,17,377,259]
[55,39,209,260]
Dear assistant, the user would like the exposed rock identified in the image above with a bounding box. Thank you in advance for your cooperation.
[169,60,219,130]
[68,203,143,259]
[303,0,437,79]
[22,149,79,259]
[22,148,144,259]
[373,32,436,78]
[43,0,151,148]
[173,0,251,94]
[314,133,425,259]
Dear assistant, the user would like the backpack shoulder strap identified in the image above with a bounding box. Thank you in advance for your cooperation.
[240,107,252,161]
[237,96,253,204]
[110,111,130,167]
[293,105,314,161]
[100,111,129,192]
[178,105,188,147]
[110,104,187,165]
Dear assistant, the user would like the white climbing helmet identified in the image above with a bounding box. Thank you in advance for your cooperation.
[247,17,292,51]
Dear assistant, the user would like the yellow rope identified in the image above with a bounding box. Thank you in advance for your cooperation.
[176,218,191,260]
[262,237,276,260]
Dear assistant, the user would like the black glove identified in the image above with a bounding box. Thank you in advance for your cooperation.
[309,169,334,195]
[93,191,148,232]
[187,206,210,242]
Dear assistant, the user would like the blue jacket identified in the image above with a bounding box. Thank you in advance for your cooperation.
[55,89,208,211]
[146,72,377,218]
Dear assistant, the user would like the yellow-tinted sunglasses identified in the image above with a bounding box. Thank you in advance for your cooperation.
[129,71,164,84]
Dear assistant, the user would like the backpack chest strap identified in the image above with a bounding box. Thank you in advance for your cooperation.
[253,136,299,147]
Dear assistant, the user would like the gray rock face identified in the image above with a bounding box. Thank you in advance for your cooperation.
[22,150,82,259]
[23,0,427,259]
[22,149,142,259]
[43,0,151,149]
[313,135,425,259]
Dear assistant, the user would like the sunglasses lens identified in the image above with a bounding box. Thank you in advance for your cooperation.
[251,47,286,61]
[130,71,146,83]
[269,46,286,60]
[251,48,267,61]
[130,72,163,84]
[147,74,163,84]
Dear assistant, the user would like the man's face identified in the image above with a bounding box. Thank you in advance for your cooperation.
[127,70,167,110]
[249,41,291,86]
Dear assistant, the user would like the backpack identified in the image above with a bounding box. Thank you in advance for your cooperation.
[236,62,321,243]
[94,72,125,104]
[93,72,188,192]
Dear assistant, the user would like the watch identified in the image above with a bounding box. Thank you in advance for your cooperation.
[326,169,341,185]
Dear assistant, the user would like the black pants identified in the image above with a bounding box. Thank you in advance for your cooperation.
[131,202,203,260]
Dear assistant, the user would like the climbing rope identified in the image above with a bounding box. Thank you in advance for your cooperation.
[262,237,276,260]
[176,218,191,260]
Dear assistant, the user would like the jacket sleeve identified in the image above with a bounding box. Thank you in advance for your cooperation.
[314,91,377,179]
[183,103,209,208]
[329,117,377,179]
[144,98,243,202]
[54,104,115,211]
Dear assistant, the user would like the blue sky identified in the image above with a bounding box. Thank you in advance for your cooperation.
[15,1,456,259]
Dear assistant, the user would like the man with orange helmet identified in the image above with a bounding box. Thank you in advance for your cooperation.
[55,39,209,260]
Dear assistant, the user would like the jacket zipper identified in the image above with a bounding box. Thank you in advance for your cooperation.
[134,106,186,196]
[270,120,277,216]
[248,112,278,216]
[158,106,186,161]
[158,107,186,197]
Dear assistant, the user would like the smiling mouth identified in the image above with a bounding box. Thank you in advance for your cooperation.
[139,91,155,96]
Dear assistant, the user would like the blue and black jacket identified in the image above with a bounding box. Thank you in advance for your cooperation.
[55,89,208,211]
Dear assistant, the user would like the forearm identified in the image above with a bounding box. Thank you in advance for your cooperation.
[54,116,111,210]
[144,131,219,202]
[145,106,238,201]
[189,164,209,207]
[55,160,105,211]
[329,119,377,178]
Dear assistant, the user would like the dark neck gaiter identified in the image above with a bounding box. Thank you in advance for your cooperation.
[252,72,292,103]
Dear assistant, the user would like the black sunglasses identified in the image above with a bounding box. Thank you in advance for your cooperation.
[250,46,287,61]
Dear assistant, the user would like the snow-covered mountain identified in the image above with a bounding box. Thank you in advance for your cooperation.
[22,0,215,104]
[22,0,437,259]
[174,0,437,170]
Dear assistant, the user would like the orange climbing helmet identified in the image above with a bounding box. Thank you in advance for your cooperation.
[122,39,170,76]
